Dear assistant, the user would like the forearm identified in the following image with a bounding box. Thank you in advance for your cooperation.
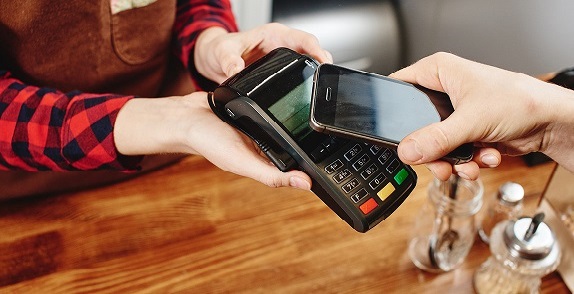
[113,95,199,156]
[0,71,140,171]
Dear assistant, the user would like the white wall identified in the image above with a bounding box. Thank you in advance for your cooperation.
[230,0,574,75]
[400,0,574,75]
[229,0,272,31]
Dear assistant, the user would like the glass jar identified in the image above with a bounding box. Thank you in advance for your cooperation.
[473,214,561,294]
[408,175,483,272]
[478,181,525,244]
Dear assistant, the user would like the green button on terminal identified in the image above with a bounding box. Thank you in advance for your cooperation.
[394,168,409,185]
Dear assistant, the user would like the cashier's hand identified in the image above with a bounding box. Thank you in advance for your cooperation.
[390,52,574,181]
[115,92,313,190]
[194,23,333,83]
[188,96,313,190]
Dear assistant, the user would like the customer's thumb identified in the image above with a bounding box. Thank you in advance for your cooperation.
[397,114,473,165]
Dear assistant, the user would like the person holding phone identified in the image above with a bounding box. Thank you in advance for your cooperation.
[0,0,332,199]
[390,52,574,181]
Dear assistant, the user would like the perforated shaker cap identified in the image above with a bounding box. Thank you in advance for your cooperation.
[497,182,524,205]
[503,214,555,260]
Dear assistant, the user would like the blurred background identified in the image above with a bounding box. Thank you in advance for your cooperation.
[231,0,574,76]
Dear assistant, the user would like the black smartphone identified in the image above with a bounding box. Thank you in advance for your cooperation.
[209,48,417,232]
[310,63,473,165]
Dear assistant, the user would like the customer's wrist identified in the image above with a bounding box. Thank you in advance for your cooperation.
[541,87,574,170]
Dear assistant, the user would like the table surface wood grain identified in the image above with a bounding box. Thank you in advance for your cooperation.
[0,155,570,293]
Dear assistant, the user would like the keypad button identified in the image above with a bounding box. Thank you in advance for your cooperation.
[325,159,344,174]
[360,164,379,180]
[378,149,393,165]
[359,198,378,215]
[352,154,370,171]
[342,178,360,193]
[394,168,409,185]
[370,145,382,155]
[369,173,387,190]
[376,182,396,202]
[351,188,369,203]
[386,158,400,174]
[333,168,352,183]
[344,144,362,161]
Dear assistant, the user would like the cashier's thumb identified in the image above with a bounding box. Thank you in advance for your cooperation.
[224,56,245,78]
[255,167,312,191]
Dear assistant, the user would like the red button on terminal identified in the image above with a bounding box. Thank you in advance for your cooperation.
[359,198,378,215]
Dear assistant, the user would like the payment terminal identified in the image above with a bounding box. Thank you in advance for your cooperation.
[208,48,417,232]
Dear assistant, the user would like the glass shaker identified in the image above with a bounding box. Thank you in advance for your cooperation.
[408,175,483,272]
[473,213,561,294]
[478,181,524,244]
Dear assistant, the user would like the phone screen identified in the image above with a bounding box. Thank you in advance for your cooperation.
[312,64,448,144]
[312,64,473,164]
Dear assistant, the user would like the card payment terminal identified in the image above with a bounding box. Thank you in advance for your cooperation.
[208,48,417,232]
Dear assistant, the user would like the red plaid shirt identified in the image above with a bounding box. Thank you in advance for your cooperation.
[0,0,237,171]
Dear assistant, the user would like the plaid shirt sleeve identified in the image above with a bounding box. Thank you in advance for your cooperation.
[0,2,236,171]
[173,0,239,91]
[0,71,143,171]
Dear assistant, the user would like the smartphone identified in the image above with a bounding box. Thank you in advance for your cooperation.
[310,63,473,164]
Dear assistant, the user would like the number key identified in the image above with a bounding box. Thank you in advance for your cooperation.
[379,149,393,165]
[369,173,387,190]
[344,144,362,161]
[333,168,352,183]
[352,154,370,171]
[342,178,361,193]
[325,159,344,174]
[360,164,379,180]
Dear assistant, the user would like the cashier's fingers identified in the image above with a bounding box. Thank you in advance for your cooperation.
[250,23,333,64]
[219,137,312,190]
[206,23,333,81]
[241,155,312,190]
[229,23,332,69]
[262,167,313,191]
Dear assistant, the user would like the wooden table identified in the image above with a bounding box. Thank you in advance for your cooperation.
[0,155,570,293]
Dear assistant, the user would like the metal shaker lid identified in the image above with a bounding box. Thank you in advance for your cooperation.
[497,182,524,205]
[503,213,555,260]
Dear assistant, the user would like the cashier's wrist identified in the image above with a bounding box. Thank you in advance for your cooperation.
[114,96,199,156]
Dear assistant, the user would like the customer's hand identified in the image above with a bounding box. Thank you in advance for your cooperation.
[390,52,574,181]
[114,91,312,190]
[193,23,333,83]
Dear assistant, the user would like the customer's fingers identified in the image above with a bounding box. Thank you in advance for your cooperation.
[474,147,502,168]
[424,159,480,181]
[389,52,457,93]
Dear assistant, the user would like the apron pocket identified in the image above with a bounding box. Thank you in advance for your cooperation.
[110,0,175,65]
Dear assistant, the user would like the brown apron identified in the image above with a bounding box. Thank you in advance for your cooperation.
[0,0,196,199]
